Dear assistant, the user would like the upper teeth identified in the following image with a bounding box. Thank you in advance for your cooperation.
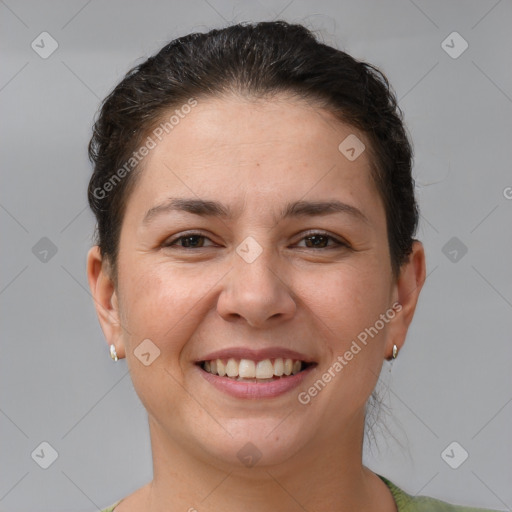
[203,358,303,379]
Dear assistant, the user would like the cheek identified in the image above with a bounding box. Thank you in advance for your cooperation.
[300,272,392,414]
[304,260,392,335]
[302,260,392,398]
[121,269,192,344]
[117,259,225,359]
[117,265,204,414]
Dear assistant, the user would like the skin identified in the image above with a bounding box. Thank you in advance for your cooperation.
[87,93,425,512]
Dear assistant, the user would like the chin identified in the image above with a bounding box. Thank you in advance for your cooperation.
[196,416,313,471]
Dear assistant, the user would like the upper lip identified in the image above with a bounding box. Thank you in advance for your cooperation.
[196,347,316,364]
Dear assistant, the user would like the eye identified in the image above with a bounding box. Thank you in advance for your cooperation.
[294,231,348,250]
[162,232,216,249]
[161,231,349,250]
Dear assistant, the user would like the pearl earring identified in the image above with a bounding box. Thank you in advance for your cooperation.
[109,344,118,362]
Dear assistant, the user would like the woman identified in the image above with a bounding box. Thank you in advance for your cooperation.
[86,21,498,512]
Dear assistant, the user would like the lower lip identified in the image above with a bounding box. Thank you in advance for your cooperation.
[197,365,315,399]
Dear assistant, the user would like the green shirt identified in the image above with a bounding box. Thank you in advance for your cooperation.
[99,474,500,511]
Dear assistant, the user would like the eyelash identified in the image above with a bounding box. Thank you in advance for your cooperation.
[162,231,349,250]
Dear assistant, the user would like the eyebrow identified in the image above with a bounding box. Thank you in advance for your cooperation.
[142,197,369,225]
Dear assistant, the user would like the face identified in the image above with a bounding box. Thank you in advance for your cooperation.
[89,94,424,471]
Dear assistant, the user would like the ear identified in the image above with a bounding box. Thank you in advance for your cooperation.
[86,246,126,359]
[385,241,426,360]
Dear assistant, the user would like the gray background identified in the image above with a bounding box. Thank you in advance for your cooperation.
[1,0,511,510]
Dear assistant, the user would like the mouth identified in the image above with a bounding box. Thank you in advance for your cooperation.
[195,350,317,399]
[198,357,315,382]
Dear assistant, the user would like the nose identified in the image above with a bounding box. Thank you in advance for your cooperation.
[216,243,297,328]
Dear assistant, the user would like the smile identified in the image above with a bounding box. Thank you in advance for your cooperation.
[196,355,317,399]
[200,357,313,381]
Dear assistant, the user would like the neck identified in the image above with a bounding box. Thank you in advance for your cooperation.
[139,412,395,512]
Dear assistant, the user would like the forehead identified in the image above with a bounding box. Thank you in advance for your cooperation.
[152,94,368,164]
[128,94,380,219]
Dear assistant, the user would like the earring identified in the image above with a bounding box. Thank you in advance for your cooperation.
[387,344,398,374]
[110,344,118,362]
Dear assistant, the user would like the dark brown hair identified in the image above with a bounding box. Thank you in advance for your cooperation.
[88,21,418,281]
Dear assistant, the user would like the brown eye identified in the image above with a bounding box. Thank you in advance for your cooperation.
[296,232,348,250]
[177,235,206,248]
[163,233,215,249]
[304,234,330,248]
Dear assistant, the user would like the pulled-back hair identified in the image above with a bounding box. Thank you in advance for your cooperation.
[88,21,418,281]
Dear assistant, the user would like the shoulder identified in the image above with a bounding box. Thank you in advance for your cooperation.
[99,479,503,512]
[378,475,502,512]
[100,501,121,512]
